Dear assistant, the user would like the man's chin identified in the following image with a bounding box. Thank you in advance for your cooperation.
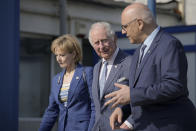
[128,39,133,44]
[127,37,134,44]
[101,55,110,60]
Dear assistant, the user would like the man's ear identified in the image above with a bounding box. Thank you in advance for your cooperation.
[138,19,144,31]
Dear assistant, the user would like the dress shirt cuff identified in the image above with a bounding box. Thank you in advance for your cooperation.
[124,120,134,130]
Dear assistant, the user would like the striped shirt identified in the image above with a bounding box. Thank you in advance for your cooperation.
[59,83,70,107]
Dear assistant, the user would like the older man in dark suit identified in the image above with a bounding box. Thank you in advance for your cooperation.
[105,3,196,131]
[88,22,132,131]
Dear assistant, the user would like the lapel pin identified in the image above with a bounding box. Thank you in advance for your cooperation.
[58,76,61,84]
[76,76,79,80]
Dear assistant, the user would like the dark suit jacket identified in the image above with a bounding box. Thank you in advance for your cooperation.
[92,49,132,131]
[39,65,95,131]
[127,29,196,131]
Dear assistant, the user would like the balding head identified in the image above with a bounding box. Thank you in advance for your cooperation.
[121,3,157,44]
[122,3,155,25]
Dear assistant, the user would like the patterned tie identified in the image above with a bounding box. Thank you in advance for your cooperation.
[137,44,147,68]
[99,61,108,99]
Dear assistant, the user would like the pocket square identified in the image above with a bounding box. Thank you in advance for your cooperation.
[117,77,128,83]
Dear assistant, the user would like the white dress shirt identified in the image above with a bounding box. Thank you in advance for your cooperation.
[100,47,119,81]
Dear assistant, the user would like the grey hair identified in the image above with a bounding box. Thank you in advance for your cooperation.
[88,22,115,45]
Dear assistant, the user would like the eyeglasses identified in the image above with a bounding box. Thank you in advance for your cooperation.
[121,18,137,31]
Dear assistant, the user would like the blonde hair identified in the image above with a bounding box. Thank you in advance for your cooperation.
[51,34,82,64]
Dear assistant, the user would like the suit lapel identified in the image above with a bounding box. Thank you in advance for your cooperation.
[67,66,83,105]
[101,50,125,99]
[133,30,162,86]
[55,69,65,106]
[94,61,102,101]
[129,47,140,87]
[101,64,122,99]
[92,61,102,111]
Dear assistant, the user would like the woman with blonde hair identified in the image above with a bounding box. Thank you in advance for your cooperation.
[39,34,95,131]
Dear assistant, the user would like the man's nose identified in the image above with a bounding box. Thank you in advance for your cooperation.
[98,41,105,49]
[121,29,126,34]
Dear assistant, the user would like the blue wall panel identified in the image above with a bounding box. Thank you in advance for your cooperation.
[0,0,19,130]
[116,25,196,54]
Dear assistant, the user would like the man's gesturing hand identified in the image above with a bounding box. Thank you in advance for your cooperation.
[104,83,130,108]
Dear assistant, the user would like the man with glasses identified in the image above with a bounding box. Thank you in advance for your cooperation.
[105,3,196,131]
[88,22,133,131]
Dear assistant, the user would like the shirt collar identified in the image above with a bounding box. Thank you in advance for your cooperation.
[143,26,160,51]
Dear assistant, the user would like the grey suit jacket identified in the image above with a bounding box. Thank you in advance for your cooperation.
[92,49,132,131]
[127,29,196,131]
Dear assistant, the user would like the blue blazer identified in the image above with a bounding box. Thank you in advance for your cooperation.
[126,29,196,131]
[39,65,95,131]
[92,49,132,131]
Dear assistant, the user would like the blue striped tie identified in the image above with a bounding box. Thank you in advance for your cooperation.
[99,61,108,99]
[137,44,147,68]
